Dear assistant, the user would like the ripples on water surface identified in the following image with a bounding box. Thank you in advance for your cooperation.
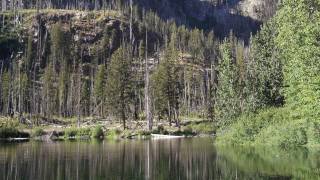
[0,138,320,180]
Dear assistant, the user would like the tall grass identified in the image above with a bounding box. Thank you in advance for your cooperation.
[63,126,104,139]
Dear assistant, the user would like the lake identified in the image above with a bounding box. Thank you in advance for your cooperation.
[0,138,320,180]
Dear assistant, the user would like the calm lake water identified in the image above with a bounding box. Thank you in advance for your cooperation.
[0,138,320,180]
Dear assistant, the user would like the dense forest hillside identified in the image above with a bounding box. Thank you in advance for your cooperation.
[0,0,319,147]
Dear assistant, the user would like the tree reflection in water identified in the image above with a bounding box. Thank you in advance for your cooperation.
[0,138,319,180]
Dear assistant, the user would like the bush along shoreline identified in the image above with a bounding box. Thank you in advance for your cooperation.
[0,127,30,140]
[215,107,320,148]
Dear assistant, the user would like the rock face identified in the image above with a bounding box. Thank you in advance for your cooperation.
[135,0,278,22]
[237,0,278,21]
[133,0,278,41]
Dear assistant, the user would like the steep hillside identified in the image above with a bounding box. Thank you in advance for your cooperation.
[1,0,279,41]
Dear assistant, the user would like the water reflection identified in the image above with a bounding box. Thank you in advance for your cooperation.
[0,138,319,180]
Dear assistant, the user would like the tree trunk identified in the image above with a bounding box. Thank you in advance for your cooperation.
[121,101,126,130]
[77,65,82,127]
[168,101,172,126]
[129,0,133,44]
[145,27,152,130]
[2,0,6,12]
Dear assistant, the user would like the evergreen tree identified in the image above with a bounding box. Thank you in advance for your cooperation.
[152,36,181,126]
[106,46,133,129]
[25,33,34,71]
[215,40,240,125]
[58,66,69,117]
[94,65,107,117]
[246,21,283,112]
[0,71,10,114]
[42,63,56,117]
[81,76,91,116]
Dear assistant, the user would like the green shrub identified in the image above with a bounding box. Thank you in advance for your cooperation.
[64,128,78,138]
[308,122,320,144]
[91,126,104,139]
[152,125,168,134]
[32,128,45,137]
[106,129,122,138]
[187,122,215,135]
[216,107,320,147]
[121,130,133,138]
[77,127,92,137]
[172,130,183,136]
[0,127,19,138]
[0,127,30,138]
[138,130,151,136]
[182,126,195,136]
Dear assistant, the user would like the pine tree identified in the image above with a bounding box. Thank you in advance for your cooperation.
[215,40,240,125]
[94,65,107,117]
[152,36,181,126]
[0,71,10,114]
[81,76,91,116]
[106,45,133,129]
[25,33,34,72]
[246,21,283,112]
[58,66,69,117]
[42,63,56,117]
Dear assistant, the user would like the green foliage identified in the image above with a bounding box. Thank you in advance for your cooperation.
[0,2,318,145]
[94,65,107,101]
[91,126,104,139]
[217,0,320,146]
[0,127,19,138]
[187,122,216,134]
[0,71,10,114]
[182,126,194,136]
[94,65,107,117]
[274,0,320,116]
[246,20,283,110]
[81,77,91,116]
[216,107,320,147]
[50,22,71,68]
[151,37,182,123]
[42,63,57,116]
[106,46,133,129]
[63,127,102,139]
[105,129,122,138]
[77,127,92,137]
[32,127,45,137]
[215,39,241,125]
[137,130,151,137]
[25,33,34,71]
[0,127,29,139]
[152,125,169,135]
[64,127,78,138]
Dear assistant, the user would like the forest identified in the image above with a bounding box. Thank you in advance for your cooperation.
[0,0,319,147]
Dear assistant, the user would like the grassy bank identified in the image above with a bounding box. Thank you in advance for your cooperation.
[216,107,320,147]
[0,116,213,141]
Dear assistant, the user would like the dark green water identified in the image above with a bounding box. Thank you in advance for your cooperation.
[0,138,320,180]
